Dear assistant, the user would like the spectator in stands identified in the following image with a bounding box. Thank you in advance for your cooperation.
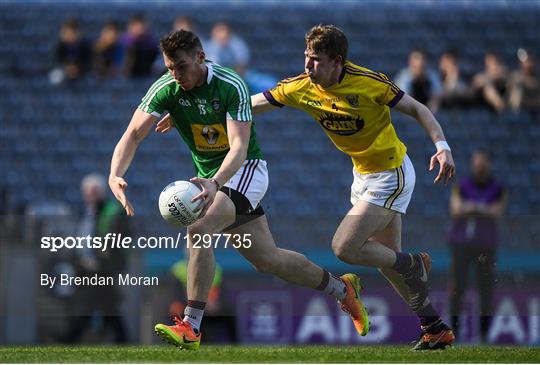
[204,21,277,93]
[439,49,473,108]
[509,49,540,117]
[173,16,194,32]
[472,52,508,113]
[62,173,129,343]
[51,18,91,83]
[121,14,158,77]
[205,22,250,76]
[152,16,207,75]
[93,21,123,77]
[171,16,208,48]
[448,150,506,343]
[395,49,442,112]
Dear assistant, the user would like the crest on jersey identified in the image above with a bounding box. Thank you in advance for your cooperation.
[345,94,360,108]
[202,126,220,145]
[211,99,221,112]
[317,113,364,136]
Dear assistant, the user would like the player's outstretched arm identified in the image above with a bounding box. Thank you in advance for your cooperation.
[191,120,251,217]
[394,94,456,185]
[251,93,279,114]
[110,108,158,215]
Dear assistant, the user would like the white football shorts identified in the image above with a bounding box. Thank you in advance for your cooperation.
[223,159,268,210]
[350,154,416,214]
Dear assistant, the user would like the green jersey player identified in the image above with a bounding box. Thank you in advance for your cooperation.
[109,30,368,350]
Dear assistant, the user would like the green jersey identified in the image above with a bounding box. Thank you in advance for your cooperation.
[138,61,263,178]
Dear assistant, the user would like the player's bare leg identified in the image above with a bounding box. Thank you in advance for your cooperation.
[332,201,397,267]
[230,215,324,288]
[373,215,455,349]
[155,192,236,350]
[332,200,454,349]
[371,214,409,302]
[185,193,236,302]
[230,215,369,336]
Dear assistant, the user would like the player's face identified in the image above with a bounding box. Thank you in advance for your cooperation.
[304,49,341,88]
[163,50,206,90]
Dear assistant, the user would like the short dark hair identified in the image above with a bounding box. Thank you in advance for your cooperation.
[129,13,146,24]
[159,30,202,59]
[473,149,492,160]
[62,18,79,31]
[103,20,120,30]
[443,48,459,60]
[305,25,348,64]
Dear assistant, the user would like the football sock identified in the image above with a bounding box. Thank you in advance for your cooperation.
[183,300,206,333]
[391,252,414,275]
[317,270,347,301]
[416,302,445,334]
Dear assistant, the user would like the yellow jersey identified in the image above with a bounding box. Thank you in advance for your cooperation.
[264,61,407,174]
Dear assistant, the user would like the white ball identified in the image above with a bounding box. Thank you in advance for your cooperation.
[158,181,203,227]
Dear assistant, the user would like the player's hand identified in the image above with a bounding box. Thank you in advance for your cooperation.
[190,177,218,217]
[109,176,135,216]
[155,113,173,133]
[429,149,456,185]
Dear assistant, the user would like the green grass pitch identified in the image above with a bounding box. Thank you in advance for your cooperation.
[0,345,539,363]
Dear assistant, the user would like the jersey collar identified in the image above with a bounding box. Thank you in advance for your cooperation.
[338,65,346,83]
[322,65,346,91]
[205,60,214,84]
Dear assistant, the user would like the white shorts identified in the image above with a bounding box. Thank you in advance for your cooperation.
[350,154,416,214]
[223,159,269,210]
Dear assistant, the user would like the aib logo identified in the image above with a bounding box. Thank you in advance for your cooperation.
[202,126,219,145]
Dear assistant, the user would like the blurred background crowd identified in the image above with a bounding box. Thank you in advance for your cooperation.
[0,0,539,347]
[49,13,539,115]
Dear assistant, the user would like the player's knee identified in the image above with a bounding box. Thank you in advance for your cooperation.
[332,240,355,264]
[187,225,204,237]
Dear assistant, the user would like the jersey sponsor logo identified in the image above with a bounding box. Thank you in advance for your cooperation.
[178,98,192,107]
[346,94,360,108]
[317,113,364,136]
[191,123,229,152]
[323,97,341,103]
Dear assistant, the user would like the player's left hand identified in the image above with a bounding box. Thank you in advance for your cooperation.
[429,149,456,185]
[190,177,219,217]
[155,113,173,133]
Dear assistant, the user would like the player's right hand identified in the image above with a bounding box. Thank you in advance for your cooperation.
[189,177,218,218]
[155,113,173,133]
[109,176,135,216]
[429,149,456,186]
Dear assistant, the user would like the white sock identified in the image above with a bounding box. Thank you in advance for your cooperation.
[321,272,347,301]
[183,306,204,332]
